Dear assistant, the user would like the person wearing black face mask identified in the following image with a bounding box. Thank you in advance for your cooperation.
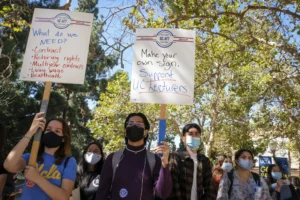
[96,112,172,200]
[4,113,77,200]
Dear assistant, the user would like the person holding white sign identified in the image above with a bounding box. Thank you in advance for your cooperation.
[4,113,77,200]
[95,113,172,200]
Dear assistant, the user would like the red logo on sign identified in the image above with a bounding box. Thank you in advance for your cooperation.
[26,180,35,188]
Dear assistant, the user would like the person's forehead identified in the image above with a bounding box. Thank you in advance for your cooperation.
[241,151,252,157]
[273,165,280,171]
[47,120,63,129]
[188,127,199,132]
[88,144,100,150]
[128,116,144,122]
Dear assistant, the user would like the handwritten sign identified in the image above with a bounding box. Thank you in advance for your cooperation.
[130,29,195,105]
[19,8,93,84]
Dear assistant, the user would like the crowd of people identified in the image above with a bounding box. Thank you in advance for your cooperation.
[0,112,300,200]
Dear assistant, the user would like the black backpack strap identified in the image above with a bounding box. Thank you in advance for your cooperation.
[64,156,71,168]
[227,171,234,197]
[61,156,71,180]
[251,172,261,186]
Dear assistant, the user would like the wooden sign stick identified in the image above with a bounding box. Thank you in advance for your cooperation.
[28,1,71,167]
[28,82,52,166]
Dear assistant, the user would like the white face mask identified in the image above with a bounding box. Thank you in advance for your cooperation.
[84,153,101,164]
[222,162,233,172]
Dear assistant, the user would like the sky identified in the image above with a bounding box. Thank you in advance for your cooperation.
[59,0,181,147]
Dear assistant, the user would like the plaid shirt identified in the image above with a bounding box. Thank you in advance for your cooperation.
[167,148,216,200]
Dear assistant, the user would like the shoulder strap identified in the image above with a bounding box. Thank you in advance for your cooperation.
[112,150,124,182]
[62,156,71,179]
[64,156,71,168]
[251,172,261,186]
[227,171,234,197]
[146,151,156,176]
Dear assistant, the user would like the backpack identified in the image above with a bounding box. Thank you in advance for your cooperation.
[227,171,260,197]
[111,149,156,182]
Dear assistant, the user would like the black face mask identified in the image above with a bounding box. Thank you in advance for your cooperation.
[43,131,64,148]
[126,125,145,142]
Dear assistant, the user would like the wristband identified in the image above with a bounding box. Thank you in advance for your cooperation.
[23,136,32,140]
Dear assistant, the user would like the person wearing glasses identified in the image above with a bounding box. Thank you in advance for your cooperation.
[75,141,105,200]
[95,112,172,200]
[168,123,216,200]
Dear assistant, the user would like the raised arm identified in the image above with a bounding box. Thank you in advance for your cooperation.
[154,142,172,199]
[4,112,46,172]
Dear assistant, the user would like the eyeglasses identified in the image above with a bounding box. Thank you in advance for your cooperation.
[126,121,144,128]
[87,150,101,154]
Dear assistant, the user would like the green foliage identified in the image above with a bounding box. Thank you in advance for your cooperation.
[99,0,300,159]
[0,0,119,159]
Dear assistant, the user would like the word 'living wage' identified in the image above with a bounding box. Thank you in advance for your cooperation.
[29,46,83,79]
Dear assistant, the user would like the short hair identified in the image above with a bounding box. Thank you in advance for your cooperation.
[182,123,201,136]
[124,113,150,130]
[234,149,254,161]
[124,113,150,145]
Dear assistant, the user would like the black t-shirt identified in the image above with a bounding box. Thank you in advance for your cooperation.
[80,172,100,200]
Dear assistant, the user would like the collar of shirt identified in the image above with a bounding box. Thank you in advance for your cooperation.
[126,143,145,152]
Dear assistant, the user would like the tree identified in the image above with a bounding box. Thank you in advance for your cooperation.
[0,0,119,158]
[88,71,181,153]
[94,0,300,160]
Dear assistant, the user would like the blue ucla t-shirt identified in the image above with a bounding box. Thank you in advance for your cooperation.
[21,152,77,200]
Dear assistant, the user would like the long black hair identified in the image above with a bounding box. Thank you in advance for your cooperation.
[76,142,104,188]
[266,164,279,184]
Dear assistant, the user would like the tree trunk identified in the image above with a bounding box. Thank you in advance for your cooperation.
[205,108,218,157]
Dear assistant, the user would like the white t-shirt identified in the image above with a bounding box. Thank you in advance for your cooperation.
[187,149,198,200]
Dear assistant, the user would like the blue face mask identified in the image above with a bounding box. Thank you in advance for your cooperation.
[238,159,254,170]
[222,163,233,172]
[186,136,201,150]
[271,172,282,180]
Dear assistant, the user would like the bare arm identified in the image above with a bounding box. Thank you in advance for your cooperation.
[4,113,46,172]
[35,177,74,200]
[4,137,30,173]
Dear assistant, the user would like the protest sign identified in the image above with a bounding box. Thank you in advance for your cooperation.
[259,156,272,178]
[19,8,93,84]
[130,28,195,105]
[275,157,290,178]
